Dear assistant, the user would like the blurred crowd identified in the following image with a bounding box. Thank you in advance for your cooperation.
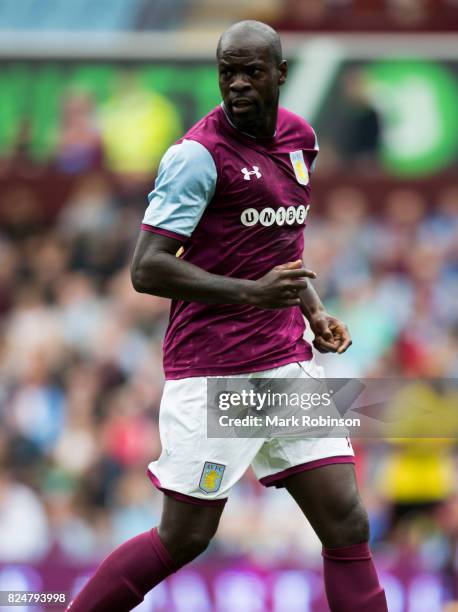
[0,149,457,578]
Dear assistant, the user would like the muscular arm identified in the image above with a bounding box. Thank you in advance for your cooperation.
[299,278,352,354]
[130,230,315,309]
[131,231,252,305]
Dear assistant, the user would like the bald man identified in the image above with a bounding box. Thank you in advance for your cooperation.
[69,21,387,611]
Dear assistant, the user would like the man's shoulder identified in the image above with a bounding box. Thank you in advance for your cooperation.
[155,107,222,178]
[162,138,214,165]
[278,106,314,132]
[278,107,317,148]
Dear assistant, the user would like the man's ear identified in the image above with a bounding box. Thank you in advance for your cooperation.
[278,60,288,86]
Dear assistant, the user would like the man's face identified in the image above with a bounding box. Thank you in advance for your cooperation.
[217,38,287,136]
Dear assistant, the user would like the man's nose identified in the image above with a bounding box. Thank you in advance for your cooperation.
[230,74,250,91]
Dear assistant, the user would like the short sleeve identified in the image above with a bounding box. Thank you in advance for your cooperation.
[142,139,217,241]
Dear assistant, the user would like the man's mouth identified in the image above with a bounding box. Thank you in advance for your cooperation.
[231,98,256,112]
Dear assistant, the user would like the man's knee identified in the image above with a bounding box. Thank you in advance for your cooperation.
[324,498,370,548]
[341,500,370,544]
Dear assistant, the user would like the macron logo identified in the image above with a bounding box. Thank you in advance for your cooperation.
[241,166,262,180]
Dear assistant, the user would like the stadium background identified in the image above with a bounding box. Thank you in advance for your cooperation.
[0,1,457,610]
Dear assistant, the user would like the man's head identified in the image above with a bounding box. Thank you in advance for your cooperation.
[217,21,287,138]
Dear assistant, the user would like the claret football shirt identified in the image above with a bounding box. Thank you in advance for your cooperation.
[142,104,319,379]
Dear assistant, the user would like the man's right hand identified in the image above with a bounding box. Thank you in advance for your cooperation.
[245,260,316,309]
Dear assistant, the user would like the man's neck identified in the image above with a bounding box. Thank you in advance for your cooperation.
[221,103,277,139]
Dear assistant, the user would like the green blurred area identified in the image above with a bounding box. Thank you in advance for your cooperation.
[365,60,458,176]
[0,62,221,161]
[1,58,458,176]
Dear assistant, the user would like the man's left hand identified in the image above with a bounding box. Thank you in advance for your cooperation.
[308,312,352,354]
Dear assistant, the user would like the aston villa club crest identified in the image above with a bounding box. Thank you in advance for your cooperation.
[199,461,225,494]
[289,150,309,185]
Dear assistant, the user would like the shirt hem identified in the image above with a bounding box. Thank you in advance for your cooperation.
[164,348,313,380]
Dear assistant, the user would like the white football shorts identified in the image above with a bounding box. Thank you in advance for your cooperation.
[147,359,355,506]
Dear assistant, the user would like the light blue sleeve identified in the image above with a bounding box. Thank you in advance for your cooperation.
[142,139,217,237]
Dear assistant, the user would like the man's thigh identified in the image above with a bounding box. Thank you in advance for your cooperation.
[158,494,226,547]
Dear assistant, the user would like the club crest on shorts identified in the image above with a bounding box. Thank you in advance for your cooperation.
[289,150,309,185]
[199,461,225,494]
